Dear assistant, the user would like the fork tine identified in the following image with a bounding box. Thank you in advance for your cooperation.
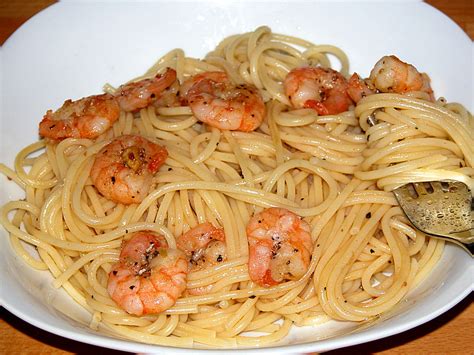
[413,182,428,196]
[393,184,413,201]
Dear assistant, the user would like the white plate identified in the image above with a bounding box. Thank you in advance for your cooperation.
[0,0,472,353]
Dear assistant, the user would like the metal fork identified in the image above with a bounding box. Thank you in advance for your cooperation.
[366,113,474,256]
[393,181,473,256]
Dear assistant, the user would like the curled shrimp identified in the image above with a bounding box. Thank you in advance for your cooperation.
[177,222,227,269]
[369,55,433,98]
[39,93,120,140]
[283,67,353,115]
[90,135,168,204]
[115,68,178,112]
[246,208,313,288]
[176,222,227,295]
[107,231,188,316]
[347,55,435,104]
[180,71,265,132]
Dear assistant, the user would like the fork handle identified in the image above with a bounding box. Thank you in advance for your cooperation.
[449,229,474,256]
[449,229,474,245]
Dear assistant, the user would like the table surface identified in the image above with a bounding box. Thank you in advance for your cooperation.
[0,0,473,354]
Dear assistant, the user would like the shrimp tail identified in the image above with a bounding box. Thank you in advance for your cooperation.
[347,73,376,103]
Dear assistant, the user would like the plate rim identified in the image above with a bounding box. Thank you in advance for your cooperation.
[0,0,472,353]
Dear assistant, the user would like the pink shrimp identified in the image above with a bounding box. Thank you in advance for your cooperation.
[368,55,434,99]
[176,222,227,295]
[347,56,435,104]
[283,67,353,115]
[39,93,120,140]
[115,68,178,112]
[107,231,188,316]
[90,135,168,204]
[180,71,265,132]
[177,222,227,269]
[246,207,313,288]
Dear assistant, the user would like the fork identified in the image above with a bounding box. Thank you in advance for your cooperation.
[393,181,473,256]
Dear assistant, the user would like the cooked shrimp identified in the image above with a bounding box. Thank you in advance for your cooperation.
[283,67,353,115]
[90,135,168,204]
[180,71,265,132]
[369,55,434,99]
[107,231,188,316]
[177,222,227,269]
[176,222,227,295]
[39,94,120,140]
[115,68,178,112]
[246,207,312,288]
